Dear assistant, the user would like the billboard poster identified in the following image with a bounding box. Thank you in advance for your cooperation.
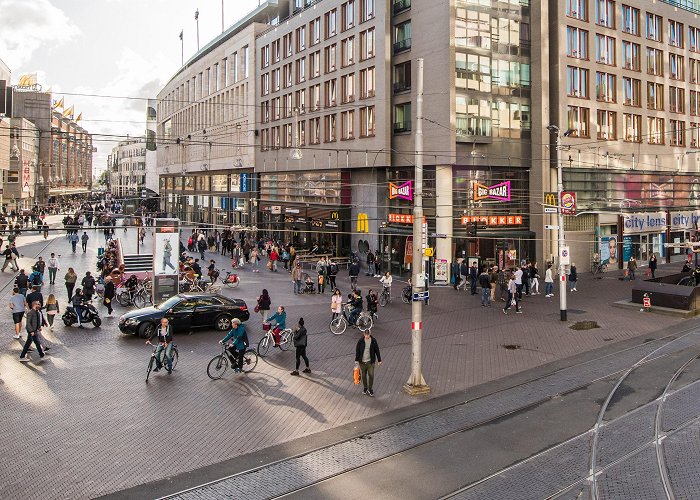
[600,236,618,265]
[623,236,634,262]
[154,231,179,275]
[152,219,180,304]
[434,259,448,285]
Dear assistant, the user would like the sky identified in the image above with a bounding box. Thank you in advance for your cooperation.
[0,0,261,175]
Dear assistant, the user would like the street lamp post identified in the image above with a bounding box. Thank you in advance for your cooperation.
[548,125,567,321]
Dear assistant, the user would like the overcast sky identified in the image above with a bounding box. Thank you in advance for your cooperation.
[0,0,261,174]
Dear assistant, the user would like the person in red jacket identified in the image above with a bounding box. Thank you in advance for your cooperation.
[269,248,279,272]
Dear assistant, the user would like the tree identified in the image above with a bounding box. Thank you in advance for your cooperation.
[96,170,109,187]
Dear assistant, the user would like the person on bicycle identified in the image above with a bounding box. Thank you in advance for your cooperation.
[380,272,392,298]
[219,318,248,373]
[366,289,378,319]
[207,259,218,283]
[266,305,287,347]
[348,290,363,326]
[147,317,174,374]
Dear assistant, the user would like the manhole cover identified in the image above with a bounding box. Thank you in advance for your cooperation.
[570,321,600,331]
[502,344,521,350]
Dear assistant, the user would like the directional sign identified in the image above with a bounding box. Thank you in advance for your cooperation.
[413,291,430,301]
[544,207,558,214]
[545,225,560,230]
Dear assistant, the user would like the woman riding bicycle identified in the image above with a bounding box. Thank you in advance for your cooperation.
[219,318,248,373]
[266,305,287,347]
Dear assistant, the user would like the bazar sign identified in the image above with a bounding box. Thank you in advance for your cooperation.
[473,181,511,202]
[623,212,667,233]
[461,215,523,226]
[389,181,413,201]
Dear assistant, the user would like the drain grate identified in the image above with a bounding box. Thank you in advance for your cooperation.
[570,320,600,331]
[502,344,522,350]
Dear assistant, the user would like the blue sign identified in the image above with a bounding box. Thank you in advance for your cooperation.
[412,291,430,301]
[623,236,633,262]
[240,173,249,193]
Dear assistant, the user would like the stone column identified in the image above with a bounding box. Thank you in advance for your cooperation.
[435,164,453,277]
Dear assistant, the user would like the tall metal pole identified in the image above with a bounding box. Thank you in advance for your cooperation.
[195,9,200,51]
[221,0,225,33]
[556,133,568,321]
[405,58,429,395]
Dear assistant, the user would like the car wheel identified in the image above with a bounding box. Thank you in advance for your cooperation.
[139,322,155,339]
[216,315,232,331]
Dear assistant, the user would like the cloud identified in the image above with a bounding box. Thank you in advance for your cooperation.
[0,0,80,70]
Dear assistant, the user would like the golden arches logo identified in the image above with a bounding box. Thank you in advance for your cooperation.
[357,213,369,233]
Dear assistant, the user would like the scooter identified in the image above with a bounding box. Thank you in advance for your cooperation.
[63,301,102,327]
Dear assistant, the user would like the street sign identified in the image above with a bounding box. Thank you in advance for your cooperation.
[544,207,557,214]
[560,246,571,265]
[545,225,560,230]
[643,296,651,309]
[429,233,447,238]
[413,291,430,301]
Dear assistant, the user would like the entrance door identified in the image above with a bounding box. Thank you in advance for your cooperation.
[640,234,651,262]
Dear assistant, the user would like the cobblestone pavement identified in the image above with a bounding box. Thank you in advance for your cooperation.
[0,224,693,499]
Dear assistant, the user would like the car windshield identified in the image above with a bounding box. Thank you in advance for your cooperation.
[156,296,181,310]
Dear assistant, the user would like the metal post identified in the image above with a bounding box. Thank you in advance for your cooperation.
[221,0,225,33]
[195,9,200,50]
[556,133,568,321]
[405,58,430,395]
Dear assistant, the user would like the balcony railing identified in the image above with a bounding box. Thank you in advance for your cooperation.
[393,38,412,54]
[393,0,411,15]
[393,82,411,94]
[393,121,411,133]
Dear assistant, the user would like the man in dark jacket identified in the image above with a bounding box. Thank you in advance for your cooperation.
[81,271,96,300]
[469,262,479,295]
[478,269,491,307]
[349,260,360,290]
[328,260,339,290]
[19,301,45,362]
[15,269,29,296]
[290,318,310,376]
[103,276,115,315]
[355,331,381,396]
[26,286,44,309]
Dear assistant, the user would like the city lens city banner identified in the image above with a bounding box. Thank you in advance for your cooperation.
[154,231,179,275]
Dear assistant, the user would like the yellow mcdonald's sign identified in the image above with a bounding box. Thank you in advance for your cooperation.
[357,213,369,233]
[543,192,558,207]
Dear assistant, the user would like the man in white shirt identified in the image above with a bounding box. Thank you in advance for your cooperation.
[514,267,524,300]
[47,253,60,285]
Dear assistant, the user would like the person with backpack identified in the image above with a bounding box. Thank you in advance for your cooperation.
[328,259,339,290]
[478,268,492,307]
[28,267,43,291]
[257,289,272,322]
[81,271,96,300]
[349,259,360,291]
[290,318,310,376]
[316,256,327,294]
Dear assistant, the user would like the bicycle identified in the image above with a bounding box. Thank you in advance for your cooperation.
[378,287,391,307]
[329,303,373,335]
[591,262,608,275]
[116,283,151,308]
[145,342,179,382]
[207,343,258,379]
[257,325,293,356]
[220,270,241,288]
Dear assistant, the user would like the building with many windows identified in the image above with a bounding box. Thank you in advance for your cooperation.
[109,138,146,198]
[156,0,700,278]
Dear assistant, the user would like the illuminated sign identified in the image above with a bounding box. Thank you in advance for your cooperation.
[357,213,369,233]
[473,181,511,202]
[461,215,523,226]
[389,181,413,201]
[560,192,577,215]
[389,213,414,224]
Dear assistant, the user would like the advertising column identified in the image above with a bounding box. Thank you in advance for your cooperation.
[153,218,180,303]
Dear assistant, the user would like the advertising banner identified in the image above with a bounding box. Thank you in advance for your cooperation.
[153,219,180,303]
[434,259,448,285]
[623,236,634,262]
[600,236,619,265]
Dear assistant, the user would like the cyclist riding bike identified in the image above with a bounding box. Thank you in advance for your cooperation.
[380,272,392,291]
[219,318,249,373]
[266,305,287,347]
[146,317,174,374]
[348,290,363,326]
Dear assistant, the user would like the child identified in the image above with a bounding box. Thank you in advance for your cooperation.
[45,294,60,331]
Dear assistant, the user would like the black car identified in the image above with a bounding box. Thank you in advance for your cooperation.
[119,294,250,338]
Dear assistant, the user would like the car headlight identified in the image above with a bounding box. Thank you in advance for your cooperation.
[125,318,139,326]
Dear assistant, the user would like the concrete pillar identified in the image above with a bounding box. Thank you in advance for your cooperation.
[435,164,453,272]
[351,168,379,258]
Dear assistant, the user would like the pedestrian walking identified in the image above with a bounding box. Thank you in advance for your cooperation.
[15,270,29,296]
[251,247,260,272]
[81,231,89,253]
[292,262,303,294]
[26,286,44,309]
[19,301,45,362]
[1,244,17,272]
[45,294,59,331]
[81,271,96,300]
[10,287,27,339]
[290,318,311,376]
[627,256,637,280]
[64,267,77,300]
[489,266,498,303]
[355,330,381,396]
[69,232,79,253]
[649,254,657,278]
[503,273,521,314]
[469,262,478,295]
[457,259,468,290]
[366,250,376,277]
[47,253,60,285]
[331,288,342,319]
[257,289,271,322]
[514,266,524,300]
[103,276,115,315]
[497,267,508,301]
[479,268,492,306]
[531,262,540,294]
[545,264,554,297]
[316,256,327,294]
[328,259,338,290]
[568,263,578,292]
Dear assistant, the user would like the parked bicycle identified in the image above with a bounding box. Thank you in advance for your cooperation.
[378,287,391,307]
[207,343,258,379]
[329,303,373,335]
[220,270,241,288]
[591,261,608,275]
[145,342,179,382]
[257,323,293,356]
[116,282,152,308]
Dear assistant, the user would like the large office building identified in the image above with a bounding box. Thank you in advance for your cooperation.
[156,0,700,276]
[109,138,147,198]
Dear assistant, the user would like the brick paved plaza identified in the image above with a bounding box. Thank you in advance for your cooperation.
[0,222,692,499]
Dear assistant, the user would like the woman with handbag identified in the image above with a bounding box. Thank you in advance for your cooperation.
[256,289,272,322]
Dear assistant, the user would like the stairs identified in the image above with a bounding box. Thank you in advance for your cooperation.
[123,254,153,273]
